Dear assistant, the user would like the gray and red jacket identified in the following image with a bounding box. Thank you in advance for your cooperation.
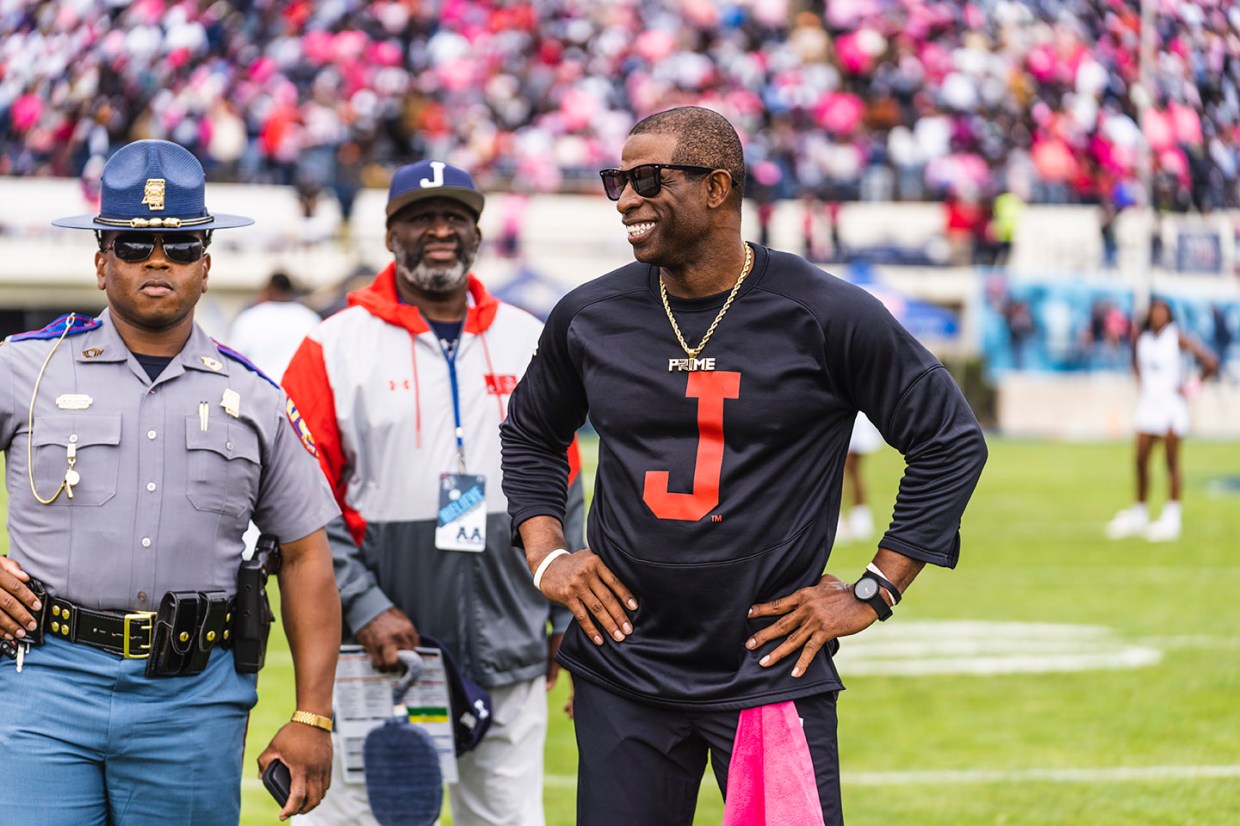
[284,265,583,688]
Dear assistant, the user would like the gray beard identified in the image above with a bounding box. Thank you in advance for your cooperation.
[394,239,476,293]
[404,260,469,293]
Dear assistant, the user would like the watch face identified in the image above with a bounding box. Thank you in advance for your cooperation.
[855,577,878,600]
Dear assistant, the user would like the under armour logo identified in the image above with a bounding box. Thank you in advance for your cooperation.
[474,699,490,721]
[389,379,411,391]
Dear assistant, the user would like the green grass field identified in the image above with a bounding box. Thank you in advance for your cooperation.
[8,436,1236,824]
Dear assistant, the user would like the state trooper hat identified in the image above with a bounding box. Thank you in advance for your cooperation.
[418,635,493,756]
[53,140,253,232]
[386,160,485,222]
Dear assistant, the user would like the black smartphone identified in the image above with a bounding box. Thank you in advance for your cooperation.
[261,758,292,808]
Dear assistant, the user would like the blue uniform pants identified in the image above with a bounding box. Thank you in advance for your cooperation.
[0,635,258,825]
[573,679,844,826]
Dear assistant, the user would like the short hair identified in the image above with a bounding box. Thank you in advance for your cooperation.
[268,271,295,294]
[630,106,746,202]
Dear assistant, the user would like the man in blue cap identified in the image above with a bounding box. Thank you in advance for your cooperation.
[0,139,343,824]
[284,159,584,826]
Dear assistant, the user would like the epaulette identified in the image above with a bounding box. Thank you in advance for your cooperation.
[9,313,101,342]
[212,340,280,389]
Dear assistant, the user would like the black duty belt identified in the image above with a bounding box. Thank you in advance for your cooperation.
[44,598,158,659]
[44,591,236,677]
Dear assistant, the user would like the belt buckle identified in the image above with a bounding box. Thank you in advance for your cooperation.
[122,611,156,659]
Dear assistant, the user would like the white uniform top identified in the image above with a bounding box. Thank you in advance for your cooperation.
[848,411,884,454]
[1134,322,1189,436]
[226,299,322,382]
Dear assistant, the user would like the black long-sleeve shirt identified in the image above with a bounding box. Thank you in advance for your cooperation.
[501,244,987,710]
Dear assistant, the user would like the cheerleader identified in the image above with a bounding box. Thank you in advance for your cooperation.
[1106,298,1217,541]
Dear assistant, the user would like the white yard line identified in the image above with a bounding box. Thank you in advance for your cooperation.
[841,765,1240,786]
[243,764,1240,792]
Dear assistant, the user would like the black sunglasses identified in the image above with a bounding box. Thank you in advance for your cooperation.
[102,233,207,264]
[599,163,716,201]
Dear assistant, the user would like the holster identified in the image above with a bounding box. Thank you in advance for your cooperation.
[232,536,279,674]
[145,590,230,678]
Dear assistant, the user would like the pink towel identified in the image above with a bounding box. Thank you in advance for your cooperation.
[722,701,826,826]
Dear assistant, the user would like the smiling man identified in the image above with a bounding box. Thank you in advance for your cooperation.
[283,160,584,826]
[500,106,988,825]
[0,139,342,824]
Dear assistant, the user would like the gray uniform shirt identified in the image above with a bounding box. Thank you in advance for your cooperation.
[0,309,339,612]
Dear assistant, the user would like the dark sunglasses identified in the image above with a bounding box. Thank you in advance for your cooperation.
[599,163,716,201]
[102,233,207,264]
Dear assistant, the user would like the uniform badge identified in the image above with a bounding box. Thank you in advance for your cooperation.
[201,356,224,371]
[55,394,93,410]
[81,348,104,359]
[221,388,241,418]
[142,178,166,211]
[285,398,319,457]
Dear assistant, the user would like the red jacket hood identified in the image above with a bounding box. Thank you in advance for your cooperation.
[346,263,500,335]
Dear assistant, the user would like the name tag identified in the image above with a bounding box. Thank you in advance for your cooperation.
[435,473,487,552]
[55,394,93,410]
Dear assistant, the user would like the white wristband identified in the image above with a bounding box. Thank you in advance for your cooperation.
[866,561,893,582]
[866,562,900,604]
[532,549,570,592]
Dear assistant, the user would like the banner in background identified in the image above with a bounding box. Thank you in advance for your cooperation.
[982,275,1238,378]
[1175,229,1224,274]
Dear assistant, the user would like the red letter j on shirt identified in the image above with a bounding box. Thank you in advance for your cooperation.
[643,371,740,521]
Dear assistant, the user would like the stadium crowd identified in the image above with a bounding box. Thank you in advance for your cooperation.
[2,0,1238,216]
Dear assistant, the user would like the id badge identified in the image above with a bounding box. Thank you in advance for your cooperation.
[436,473,487,552]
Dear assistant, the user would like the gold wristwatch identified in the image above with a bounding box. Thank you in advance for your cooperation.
[290,710,334,732]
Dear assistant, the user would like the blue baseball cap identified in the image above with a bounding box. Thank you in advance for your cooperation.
[53,140,253,232]
[419,635,493,756]
[386,160,485,222]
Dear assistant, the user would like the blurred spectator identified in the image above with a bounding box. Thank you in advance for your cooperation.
[497,192,530,259]
[1004,298,1036,369]
[332,140,364,244]
[944,189,984,266]
[836,413,883,545]
[750,158,782,247]
[990,189,1025,268]
[1212,303,1234,379]
[1,0,1238,215]
[801,192,823,261]
[1105,297,1218,542]
[1099,196,1120,269]
[227,271,323,382]
[1083,298,1131,370]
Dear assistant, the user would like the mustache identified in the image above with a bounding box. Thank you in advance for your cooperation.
[394,237,478,294]
[397,238,478,269]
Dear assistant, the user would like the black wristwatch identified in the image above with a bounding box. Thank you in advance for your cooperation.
[853,574,893,621]
[865,569,902,605]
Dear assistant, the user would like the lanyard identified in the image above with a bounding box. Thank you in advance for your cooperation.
[438,335,467,473]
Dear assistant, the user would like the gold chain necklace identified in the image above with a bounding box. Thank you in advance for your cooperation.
[660,243,752,365]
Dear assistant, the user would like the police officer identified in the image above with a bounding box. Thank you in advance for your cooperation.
[0,140,343,824]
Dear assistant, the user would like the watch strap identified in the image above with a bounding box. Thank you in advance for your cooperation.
[291,710,334,732]
[864,565,902,605]
[855,574,893,621]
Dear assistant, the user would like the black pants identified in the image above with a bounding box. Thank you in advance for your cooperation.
[573,679,844,826]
